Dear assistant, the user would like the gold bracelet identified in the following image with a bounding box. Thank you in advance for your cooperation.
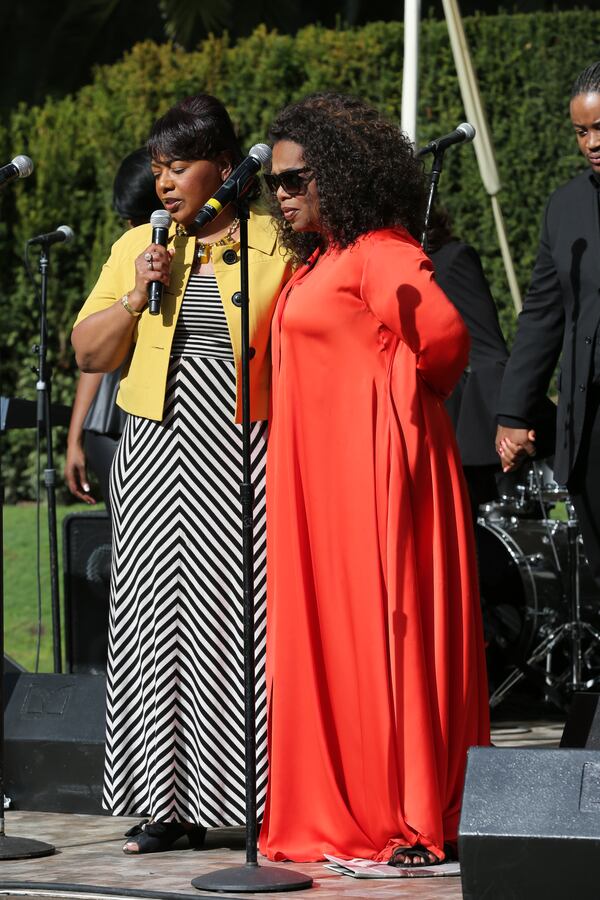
[121,293,142,317]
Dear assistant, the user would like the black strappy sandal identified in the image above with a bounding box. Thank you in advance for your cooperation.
[122,820,207,854]
[388,844,443,868]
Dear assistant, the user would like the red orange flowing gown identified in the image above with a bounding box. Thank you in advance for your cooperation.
[259,228,490,863]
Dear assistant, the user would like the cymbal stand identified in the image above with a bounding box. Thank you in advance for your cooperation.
[553,500,600,691]
[490,496,600,709]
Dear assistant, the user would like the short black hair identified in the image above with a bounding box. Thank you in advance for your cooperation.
[147,93,245,168]
[571,62,600,99]
[112,148,157,226]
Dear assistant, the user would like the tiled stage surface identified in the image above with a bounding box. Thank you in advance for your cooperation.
[0,717,565,900]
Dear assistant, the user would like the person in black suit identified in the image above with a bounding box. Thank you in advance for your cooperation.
[496,60,600,585]
[428,208,510,518]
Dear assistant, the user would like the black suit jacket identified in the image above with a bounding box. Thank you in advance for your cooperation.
[497,170,600,485]
[432,240,509,466]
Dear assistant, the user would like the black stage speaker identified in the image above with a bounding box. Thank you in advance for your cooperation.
[561,692,600,749]
[3,673,106,814]
[459,747,600,899]
[63,511,111,673]
[3,654,25,674]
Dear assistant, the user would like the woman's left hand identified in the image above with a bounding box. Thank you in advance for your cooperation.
[65,439,96,504]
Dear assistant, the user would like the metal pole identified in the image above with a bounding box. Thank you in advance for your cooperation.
[191,200,312,893]
[36,247,62,673]
[401,0,421,145]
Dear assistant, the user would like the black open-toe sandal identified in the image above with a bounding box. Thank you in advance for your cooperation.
[388,844,442,868]
[122,820,207,854]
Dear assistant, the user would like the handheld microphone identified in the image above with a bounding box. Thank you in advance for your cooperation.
[28,225,74,246]
[417,123,476,158]
[193,143,272,230]
[0,155,34,188]
[148,209,172,316]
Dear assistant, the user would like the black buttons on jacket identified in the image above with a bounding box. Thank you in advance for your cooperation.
[579,384,586,392]
[248,347,256,360]
[223,249,238,265]
[231,292,242,307]
[585,336,593,345]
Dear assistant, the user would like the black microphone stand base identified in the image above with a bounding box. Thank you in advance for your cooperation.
[0,834,55,860]
[191,862,313,893]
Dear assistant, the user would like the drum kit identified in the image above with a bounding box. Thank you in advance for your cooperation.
[477,460,600,709]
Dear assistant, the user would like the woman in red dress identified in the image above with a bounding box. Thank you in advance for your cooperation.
[259,94,490,867]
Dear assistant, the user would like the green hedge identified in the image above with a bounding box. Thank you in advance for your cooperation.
[2,11,599,500]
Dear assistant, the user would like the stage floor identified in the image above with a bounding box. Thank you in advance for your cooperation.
[0,717,565,900]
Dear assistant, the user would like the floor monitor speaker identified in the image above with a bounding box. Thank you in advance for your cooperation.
[459,746,600,900]
[4,673,106,814]
[560,691,600,749]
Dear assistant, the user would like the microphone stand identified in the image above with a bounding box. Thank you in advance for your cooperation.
[35,243,62,673]
[0,465,55,858]
[191,197,311,894]
[420,145,446,252]
[0,248,55,857]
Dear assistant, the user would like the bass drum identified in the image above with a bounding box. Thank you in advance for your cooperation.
[475,513,597,690]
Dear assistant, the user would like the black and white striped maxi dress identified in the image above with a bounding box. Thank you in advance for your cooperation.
[103,273,268,826]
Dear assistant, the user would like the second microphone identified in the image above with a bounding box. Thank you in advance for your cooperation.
[193,143,272,231]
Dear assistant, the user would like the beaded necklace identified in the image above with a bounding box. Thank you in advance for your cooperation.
[195,217,240,265]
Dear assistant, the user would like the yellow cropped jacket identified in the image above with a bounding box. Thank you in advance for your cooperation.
[73,207,291,422]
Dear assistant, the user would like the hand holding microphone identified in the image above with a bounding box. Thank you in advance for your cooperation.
[129,210,173,317]
[147,209,172,315]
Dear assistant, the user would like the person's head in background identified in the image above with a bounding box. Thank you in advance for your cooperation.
[112,147,157,228]
[570,61,600,176]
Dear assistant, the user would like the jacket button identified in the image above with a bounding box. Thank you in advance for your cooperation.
[223,249,238,265]
[585,336,593,345]
[579,384,586,392]
[248,346,256,360]
[232,292,242,307]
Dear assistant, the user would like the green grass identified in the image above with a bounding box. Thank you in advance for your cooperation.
[2,496,568,673]
[3,502,105,671]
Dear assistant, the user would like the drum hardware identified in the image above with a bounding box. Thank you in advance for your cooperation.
[494,462,571,521]
[486,469,600,709]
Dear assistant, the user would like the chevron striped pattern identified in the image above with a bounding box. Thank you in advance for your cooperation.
[104,353,268,826]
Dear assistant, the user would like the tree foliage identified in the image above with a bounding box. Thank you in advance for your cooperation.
[0,1,586,111]
[2,10,599,499]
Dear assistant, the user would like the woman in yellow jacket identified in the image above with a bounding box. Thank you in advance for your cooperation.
[72,94,291,854]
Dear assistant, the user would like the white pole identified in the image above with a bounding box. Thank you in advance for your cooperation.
[441,0,522,312]
[402,0,421,145]
[491,196,522,313]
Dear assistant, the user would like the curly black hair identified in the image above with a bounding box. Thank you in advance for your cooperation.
[268,93,427,264]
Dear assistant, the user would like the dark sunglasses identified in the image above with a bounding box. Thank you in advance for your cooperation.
[263,167,315,196]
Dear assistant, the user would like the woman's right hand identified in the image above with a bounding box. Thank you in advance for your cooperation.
[128,243,175,312]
